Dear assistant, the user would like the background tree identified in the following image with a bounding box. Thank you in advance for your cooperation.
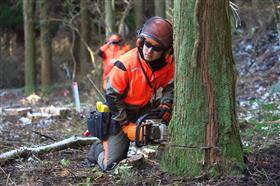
[134,0,144,30]
[162,0,245,177]
[165,0,173,20]
[40,0,53,94]
[105,0,116,35]
[154,0,166,18]
[79,0,91,76]
[23,0,36,95]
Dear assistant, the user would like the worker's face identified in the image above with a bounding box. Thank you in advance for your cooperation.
[142,39,163,62]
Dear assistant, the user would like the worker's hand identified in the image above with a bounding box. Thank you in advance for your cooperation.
[159,103,172,123]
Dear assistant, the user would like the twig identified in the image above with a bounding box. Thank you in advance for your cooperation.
[30,129,56,142]
[87,75,106,101]
[0,166,16,186]
[118,0,133,36]
[67,169,76,178]
[265,120,280,125]
[229,1,241,27]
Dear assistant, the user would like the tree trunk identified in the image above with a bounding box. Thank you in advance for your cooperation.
[79,0,91,76]
[105,0,116,35]
[134,0,144,30]
[23,0,36,95]
[155,0,166,18]
[40,0,53,94]
[162,0,245,177]
[2,32,11,56]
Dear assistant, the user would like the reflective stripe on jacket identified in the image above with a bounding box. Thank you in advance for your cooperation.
[105,48,174,124]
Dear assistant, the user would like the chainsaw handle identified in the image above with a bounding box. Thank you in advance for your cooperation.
[135,109,161,126]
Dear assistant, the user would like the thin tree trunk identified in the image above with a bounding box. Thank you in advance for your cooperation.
[165,0,173,20]
[79,0,91,76]
[23,0,36,95]
[2,32,10,56]
[155,0,166,18]
[162,0,245,177]
[134,0,144,30]
[105,0,116,35]
[40,0,53,94]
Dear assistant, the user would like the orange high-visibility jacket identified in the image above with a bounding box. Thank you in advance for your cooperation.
[105,48,174,124]
[99,44,130,81]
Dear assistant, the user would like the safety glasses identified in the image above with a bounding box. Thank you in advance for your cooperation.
[144,40,163,52]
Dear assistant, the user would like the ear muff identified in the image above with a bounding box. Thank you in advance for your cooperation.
[136,35,145,48]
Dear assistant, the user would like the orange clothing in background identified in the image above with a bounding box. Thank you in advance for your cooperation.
[98,43,130,89]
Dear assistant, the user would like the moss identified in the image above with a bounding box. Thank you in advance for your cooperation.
[161,146,204,177]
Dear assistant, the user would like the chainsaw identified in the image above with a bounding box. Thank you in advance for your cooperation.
[134,111,168,147]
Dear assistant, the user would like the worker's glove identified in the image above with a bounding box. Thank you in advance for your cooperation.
[159,103,172,124]
[121,122,137,141]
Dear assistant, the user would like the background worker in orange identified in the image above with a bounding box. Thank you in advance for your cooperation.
[98,33,130,89]
[86,17,174,171]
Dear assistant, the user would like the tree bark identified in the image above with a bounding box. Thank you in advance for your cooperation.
[0,136,98,165]
[155,0,166,18]
[105,0,116,35]
[162,0,245,177]
[23,0,36,95]
[79,0,91,76]
[40,0,53,94]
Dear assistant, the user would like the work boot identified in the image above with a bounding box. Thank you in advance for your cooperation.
[85,140,104,166]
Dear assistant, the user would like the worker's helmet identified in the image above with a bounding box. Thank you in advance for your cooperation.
[136,17,173,49]
[106,33,121,44]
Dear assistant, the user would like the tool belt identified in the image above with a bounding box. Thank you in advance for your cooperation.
[87,102,121,140]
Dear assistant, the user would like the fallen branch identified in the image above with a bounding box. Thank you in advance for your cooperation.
[0,166,16,185]
[0,136,98,165]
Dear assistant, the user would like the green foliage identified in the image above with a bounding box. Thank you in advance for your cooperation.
[114,163,132,176]
[114,163,134,185]
[0,0,23,28]
[269,80,280,93]
[240,98,280,153]
[60,158,71,167]
[77,177,93,186]
[248,27,257,39]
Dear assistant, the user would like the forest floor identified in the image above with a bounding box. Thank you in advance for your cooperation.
[1,29,280,185]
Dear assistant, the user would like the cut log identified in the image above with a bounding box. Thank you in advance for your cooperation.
[3,107,32,116]
[0,136,98,165]
[39,106,71,118]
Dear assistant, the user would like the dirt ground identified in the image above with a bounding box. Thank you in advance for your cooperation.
[0,97,279,186]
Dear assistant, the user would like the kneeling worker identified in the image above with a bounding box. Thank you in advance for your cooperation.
[86,16,174,171]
